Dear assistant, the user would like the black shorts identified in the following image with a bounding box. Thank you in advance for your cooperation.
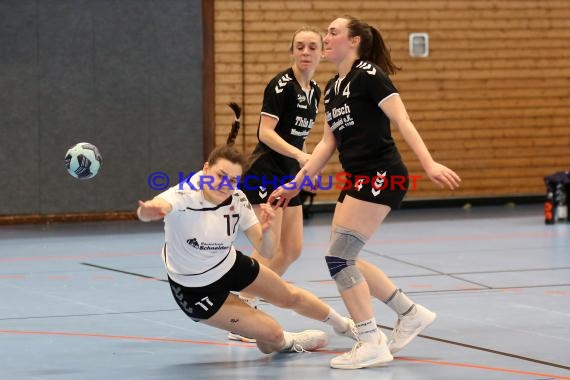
[240,174,302,207]
[338,161,409,209]
[168,251,260,321]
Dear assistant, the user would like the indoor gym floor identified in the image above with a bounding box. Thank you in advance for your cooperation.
[1,204,569,379]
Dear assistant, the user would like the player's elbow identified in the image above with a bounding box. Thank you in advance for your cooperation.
[258,128,272,146]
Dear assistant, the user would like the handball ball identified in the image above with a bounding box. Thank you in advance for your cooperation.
[64,142,102,180]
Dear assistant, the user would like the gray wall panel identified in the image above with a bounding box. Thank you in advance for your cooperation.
[88,0,152,211]
[147,0,203,197]
[0,0,203,216]
[38,0,99,213]
[0,0,40,214]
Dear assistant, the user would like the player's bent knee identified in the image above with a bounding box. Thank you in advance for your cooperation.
[325,227,367,291]
[259,325,283,343]
[255,322,284,353]
[257,342,275,354]
[257,332,284,354]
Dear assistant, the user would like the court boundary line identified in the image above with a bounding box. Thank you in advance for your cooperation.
[0,309,179,321]
[81,262,167,282]
[80,262,570,372]
[0,329,568,379]
[362,248,570,291]
[376,323,570,371]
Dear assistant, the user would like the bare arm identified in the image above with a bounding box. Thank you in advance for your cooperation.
[137,198,173,222]
[268,120,337,206]
[380,95,461,189]
[259,114,310,166]
[243,204,276,259]
[297,120,337,179]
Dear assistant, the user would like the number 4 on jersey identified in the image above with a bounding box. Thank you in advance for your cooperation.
[342,81,351,98]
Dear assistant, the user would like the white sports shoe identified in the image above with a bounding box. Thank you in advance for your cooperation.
[330,334,393,369]
[388,304,436,354]
[227,332,256,343]
[281,330,329,352]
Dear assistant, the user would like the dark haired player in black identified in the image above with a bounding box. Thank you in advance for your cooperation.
[270,16,461,369]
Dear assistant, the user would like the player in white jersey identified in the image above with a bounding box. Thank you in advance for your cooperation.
[270,16,461,368]
[137,143,358,355]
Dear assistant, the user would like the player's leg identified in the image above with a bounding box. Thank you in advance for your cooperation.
[234,204,303,322]
[168,254,328,354]
[203,293,327,354]
[242,263,357,340]
[228,205,282,341]
[272,204,304,275]
[327,197,393,368]
[356,259,436,353]
[331,195,436,360]
[248,201,303,277]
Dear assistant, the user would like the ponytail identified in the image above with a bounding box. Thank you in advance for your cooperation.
[206,103,248,169]
[368,26,400,75]
[226,102,241,146]
[342,15,401,75]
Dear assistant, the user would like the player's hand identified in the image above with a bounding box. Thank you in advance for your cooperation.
[258,203,276,231]
[296,151,311,167]
[424,162,461,190]
[268,185,301,208]
[300,171,320,193]
[137,200,166,221]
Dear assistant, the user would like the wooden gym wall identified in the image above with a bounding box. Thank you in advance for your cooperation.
[211,0,570,202]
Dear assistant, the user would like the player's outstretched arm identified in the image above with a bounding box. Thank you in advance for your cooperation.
[137,198,173,222]
[268,121,337,207]
[380,95,461,190]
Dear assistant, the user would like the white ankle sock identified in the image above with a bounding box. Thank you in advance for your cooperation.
[355,318,380,343]
[322,307,349,332]
[281,331,294,350]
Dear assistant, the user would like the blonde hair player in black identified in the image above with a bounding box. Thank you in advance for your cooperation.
[232,27,324,341]
[269,16,461,369]
[137,105,357,356]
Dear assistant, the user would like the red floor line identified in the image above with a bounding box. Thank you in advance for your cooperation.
[0,252,157,263]
[1,329,568,379]
[0,329,251,348]
[395,357,570,380]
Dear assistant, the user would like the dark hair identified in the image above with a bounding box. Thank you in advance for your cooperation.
[207,144,249,170]
[289,26,324,52]
[341,15,401,75]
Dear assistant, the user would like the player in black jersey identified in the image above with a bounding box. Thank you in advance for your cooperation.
[270,16,461,369]
[234,27,324,335]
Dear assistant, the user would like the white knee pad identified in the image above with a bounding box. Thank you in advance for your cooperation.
[325,227,367,292]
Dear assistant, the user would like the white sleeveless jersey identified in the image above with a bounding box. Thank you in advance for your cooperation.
[157,171,259,287]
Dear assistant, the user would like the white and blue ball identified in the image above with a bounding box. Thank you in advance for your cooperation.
[64,142,102,180]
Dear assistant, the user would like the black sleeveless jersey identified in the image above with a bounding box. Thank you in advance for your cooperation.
[248,67,321,177]
[324,59,402,173]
